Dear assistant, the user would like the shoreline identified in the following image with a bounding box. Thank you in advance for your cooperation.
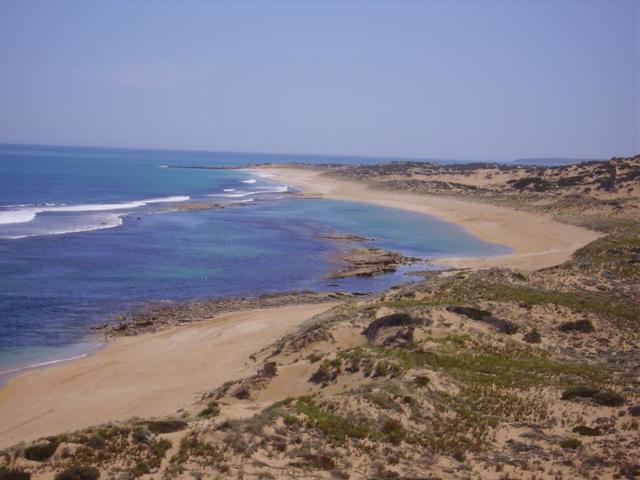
[0,166,605,449]
[257,167,603,271]
[0,303,337,448]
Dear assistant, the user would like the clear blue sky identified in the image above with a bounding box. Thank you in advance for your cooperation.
[0,0,637,161]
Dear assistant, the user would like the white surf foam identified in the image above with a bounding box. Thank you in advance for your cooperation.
[241,178,257,184]
[251,172,275,178]
[2,213,126,239]
[0,352,90,377]
[207,186,288,199]
[223,188,236,192]
[0,196,189,225]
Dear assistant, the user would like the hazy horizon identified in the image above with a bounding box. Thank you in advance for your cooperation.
[1,0,638,161]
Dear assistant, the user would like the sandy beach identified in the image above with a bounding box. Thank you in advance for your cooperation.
[261,167,603,271]
[0,168,603,450]
[0,303,336,448]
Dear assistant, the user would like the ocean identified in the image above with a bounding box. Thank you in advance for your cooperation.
[0,144,509,380]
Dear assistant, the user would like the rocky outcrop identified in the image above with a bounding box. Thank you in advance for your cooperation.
[329,247,420,279]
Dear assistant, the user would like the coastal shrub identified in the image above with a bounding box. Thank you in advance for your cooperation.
[413,375,430,388]
[628,405,640,417]
[446,306,492,321]
[561,386,600,401]
[54,465,100,480]
[0,469,31,480]
[131,425,152,444]
[309,358,342,386]
[299,452,335,471]
[373,360,401,378]
[446,306,518,334]
[24,441,59,461]
[379,418,407,445]
[593,390,625,407]
[559,438,582,450]
[523,329,542,343]
[152,438,172,458]
[559,319,595,333]
[561,386,624,406]
[363,392,401,412]
[261,361,277,377]
[306,352,324,363]
[572,425,601,436]
[131,461,150,477]
[295,397,370,444]
[198,401,220,418]
[363,313,414,341]
[233,385,251,400]
[146,419,188,434]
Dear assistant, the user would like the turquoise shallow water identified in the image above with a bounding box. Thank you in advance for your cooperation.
[0,144,509,378]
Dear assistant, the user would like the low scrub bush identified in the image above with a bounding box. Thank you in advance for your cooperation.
[54,465,100,480]
[24,442,58,461]
[0,469,31,480]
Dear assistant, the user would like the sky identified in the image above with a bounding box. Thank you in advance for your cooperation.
[0,0,638,161]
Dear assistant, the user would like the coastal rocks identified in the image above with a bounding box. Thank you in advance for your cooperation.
[318,233,374,242]
[104,291,348,337]
[329,247,420,279]
[173,202,224,212]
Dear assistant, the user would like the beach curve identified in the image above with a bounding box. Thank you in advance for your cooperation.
[257,167,603,271]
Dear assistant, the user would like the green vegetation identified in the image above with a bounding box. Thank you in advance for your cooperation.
[54,465,100,480]
[0,470,31,480]
[145,419,188,434]
[24,441,59,462]
[199,401,221,418]
[561,386,625,406]
[572,425,601,436]
[295,397,370,444]
[559,438,582,450]
[384,277,639,329]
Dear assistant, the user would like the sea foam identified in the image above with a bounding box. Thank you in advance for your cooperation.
[0,196,189,225]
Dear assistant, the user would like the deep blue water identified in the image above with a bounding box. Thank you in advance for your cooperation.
[0,144,509,376]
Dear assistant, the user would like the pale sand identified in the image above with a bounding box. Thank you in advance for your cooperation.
[261,167,603,271]
[0,303,336,448]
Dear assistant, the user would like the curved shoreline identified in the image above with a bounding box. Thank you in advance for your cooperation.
[257,167,603,271]
[0,168,604,449]
[0,303,337,448]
